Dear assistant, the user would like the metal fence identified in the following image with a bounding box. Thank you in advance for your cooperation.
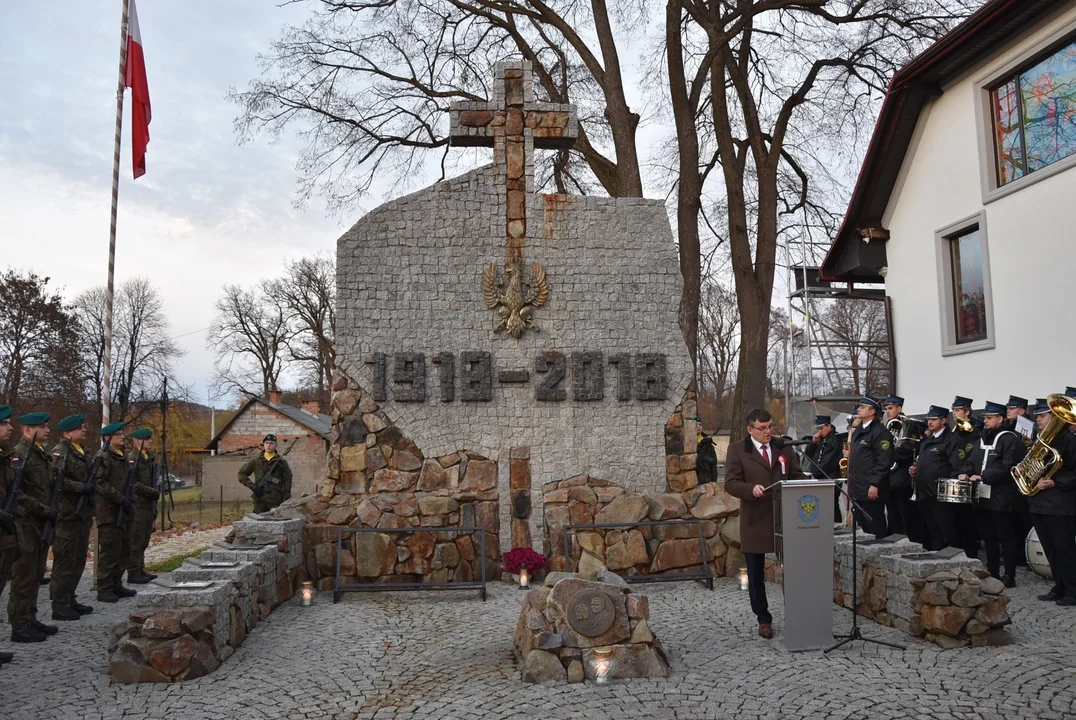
[333,525,488,603]
[561,518,714,590]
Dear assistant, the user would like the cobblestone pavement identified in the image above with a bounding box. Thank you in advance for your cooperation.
[1,566,1073,720]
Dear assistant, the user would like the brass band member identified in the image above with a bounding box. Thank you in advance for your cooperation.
[1005,394,1034,564]
[846,396,893,537]
[1029,398,1076,606]
[910,405,963,551]
[952,396,983,434]
[882,396,920,541]
[948,396,982,558]
[958,401,1026,587]
[805,415,843,523]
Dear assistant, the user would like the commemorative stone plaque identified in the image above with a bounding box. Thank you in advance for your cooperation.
[566,589,616,637]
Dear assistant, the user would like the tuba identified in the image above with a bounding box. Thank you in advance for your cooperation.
[1010,393,1076,496]
[886,415,921,449]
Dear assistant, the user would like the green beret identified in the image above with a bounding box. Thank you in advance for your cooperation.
[0,406,11,422]
[263,434,277,443]
[100,421,126,437]
[131,428,152,440]
[58,414,86,432]
[18,412,50,426]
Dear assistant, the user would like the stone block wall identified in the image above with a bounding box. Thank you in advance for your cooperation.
[109,520,305,684]
[217,403,327,456]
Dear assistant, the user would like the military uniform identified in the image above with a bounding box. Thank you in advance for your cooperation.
[846,397,894,538]
[126,432,159,583]
[7,415,58,641]
[960,403,1027,584]
[951,396,983,557]
[915,416,965,552]
[0,436,18,600]
[48,430,95,619]
[238,447,293,513]
[94,424,136,601]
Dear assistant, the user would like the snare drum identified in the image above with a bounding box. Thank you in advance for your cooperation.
[937,478,978,504]
[1026,527,1053,579]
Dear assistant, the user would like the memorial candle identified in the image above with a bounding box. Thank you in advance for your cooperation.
[300,581,315,607]
[519,566,530,588]
[738,568,749,591]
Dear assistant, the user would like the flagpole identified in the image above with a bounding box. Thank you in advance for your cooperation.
[103,0,131,427]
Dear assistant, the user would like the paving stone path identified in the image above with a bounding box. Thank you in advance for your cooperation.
[1,567,1073,719]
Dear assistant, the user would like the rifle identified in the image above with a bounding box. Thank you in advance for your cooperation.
[74,448,104,519]
[40,445,69,544]
[252,439,297,499]
[2,435,37,516]
[115,454,139,530]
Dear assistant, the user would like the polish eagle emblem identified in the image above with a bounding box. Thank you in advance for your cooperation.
[481,260,549,339]
[797,495,820,523]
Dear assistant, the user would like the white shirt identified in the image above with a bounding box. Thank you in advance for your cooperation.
[750,436,771,462]
[861,419,873,430]
[933,429,945,438]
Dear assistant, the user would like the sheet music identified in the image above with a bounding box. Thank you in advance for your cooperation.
[1016,415,1034,440]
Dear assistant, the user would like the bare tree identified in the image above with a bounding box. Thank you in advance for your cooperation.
[264,254,336,395]
[697,278,739,403]
[817,297,890,396]
[209,284,292,398]
[0,269,81,412]
[72,278,183,422]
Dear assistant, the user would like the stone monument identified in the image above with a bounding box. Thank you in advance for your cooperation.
[281,61,697,587]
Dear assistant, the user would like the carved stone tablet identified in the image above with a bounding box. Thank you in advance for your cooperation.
[566,589,616,637]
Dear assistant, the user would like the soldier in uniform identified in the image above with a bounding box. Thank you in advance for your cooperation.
[6,412,58,642]
[1029,398,1076,606]
[48,414,96,621]
[126,428,159,584]
[238,434,293,514]
[959,401,1027,587]
[805,415,843,522]
[844,396,893,538]
[94,422,137,602]
[0,406,19,663]
[910,406,964,551]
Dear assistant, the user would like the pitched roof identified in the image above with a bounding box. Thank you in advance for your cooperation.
[205,395,331,451]
[820,0,1061,281]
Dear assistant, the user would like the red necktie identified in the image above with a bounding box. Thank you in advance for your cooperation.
[761,444,770,467]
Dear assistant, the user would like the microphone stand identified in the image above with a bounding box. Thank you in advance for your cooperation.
[794,448,906,653]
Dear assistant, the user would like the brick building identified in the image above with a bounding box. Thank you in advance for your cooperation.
[204,392,330,501]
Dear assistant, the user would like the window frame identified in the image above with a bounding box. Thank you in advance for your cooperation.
[934,213,996,356]
[975,18,1076,204]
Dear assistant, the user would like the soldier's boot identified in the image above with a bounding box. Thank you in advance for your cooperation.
[126,570,151,585]
[0,651,13,664]
[72,600,94,615]
[142,567,158,580]
[114,585,137,598]
[51,605,81,621]
[96,589,120,603]
[11,624,46,643]
[39,576,51,585]
[30,619,58,636]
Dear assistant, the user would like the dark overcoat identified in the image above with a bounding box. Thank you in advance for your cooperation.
[724,436,805,554]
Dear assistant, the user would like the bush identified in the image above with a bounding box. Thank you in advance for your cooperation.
[501,547,547,575]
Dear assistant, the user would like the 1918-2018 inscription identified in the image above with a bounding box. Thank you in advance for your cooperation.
[366,351,667,404]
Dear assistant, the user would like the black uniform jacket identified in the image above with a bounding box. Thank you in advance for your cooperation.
[805,430,843,480]
[915,426,964,500]
[1028,430,1076,517]
[960,428,1027,513]
[847,420,894,502]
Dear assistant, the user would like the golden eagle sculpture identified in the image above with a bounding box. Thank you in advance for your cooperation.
[481,260,549,339]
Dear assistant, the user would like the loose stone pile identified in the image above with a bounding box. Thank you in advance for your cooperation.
[107,516,305,683]
[514,568,669,684]
[833,533,1013,649]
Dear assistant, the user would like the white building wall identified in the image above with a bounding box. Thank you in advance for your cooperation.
[883,3,1076,413]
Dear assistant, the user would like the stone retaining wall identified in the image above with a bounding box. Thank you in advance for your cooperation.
[833,534,1013,649]
[108,517,305,684]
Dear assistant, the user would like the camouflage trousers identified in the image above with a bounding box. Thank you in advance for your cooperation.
[253,493,286,515]
[127,505,155,572]
[95,522,130,590]
[7,520,43,628]
[50,517,92,610]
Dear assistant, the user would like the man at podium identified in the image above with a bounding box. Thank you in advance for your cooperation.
[725,409,805,639]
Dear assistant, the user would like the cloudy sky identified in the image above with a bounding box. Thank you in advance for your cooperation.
[0,0,360,408]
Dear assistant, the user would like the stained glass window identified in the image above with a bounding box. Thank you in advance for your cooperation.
[991,38,1076,186]
[948,228,988,345]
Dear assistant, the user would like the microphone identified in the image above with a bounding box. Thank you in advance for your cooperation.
[772,437,810,448]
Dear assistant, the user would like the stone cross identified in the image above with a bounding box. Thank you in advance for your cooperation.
[449,61,578,267]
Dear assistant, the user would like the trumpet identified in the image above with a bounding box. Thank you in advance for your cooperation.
[1010,394,1076,496]
[955,417,973,433]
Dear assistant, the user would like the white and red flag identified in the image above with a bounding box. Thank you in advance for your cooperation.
[124,0,151,178]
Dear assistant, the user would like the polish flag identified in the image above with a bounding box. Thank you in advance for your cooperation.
[125,0,151,178]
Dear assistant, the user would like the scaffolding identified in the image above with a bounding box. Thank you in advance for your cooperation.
[782,237,893,437]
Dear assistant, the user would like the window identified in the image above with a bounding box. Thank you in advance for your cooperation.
[991,37,1076,186]
[948,228,988,345]
[935,215,995,356]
